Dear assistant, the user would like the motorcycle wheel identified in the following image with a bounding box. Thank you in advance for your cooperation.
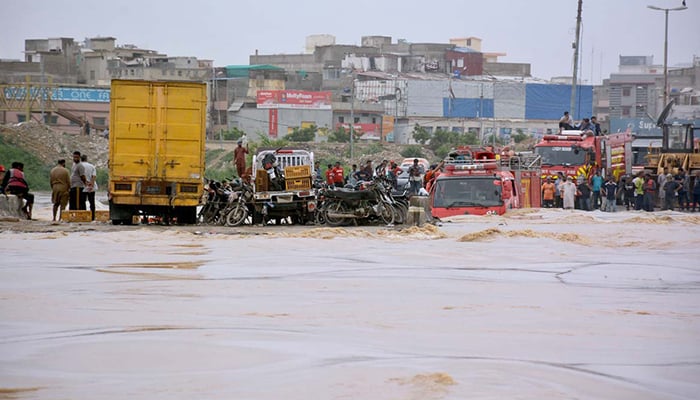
[378,203,395,225]
[324,201,351,227]
[225,204,249,226]
[393,202,408,225]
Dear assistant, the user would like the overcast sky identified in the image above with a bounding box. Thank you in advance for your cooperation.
[2,0,698,84]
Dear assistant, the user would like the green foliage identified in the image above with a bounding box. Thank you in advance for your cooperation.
[205,166,237,183]
[483,134,505,146]
[257,136,289,148]
[220,127,246,141]
[423,128,479,152]
[96,168,109,188]
[412,125,431,145]
[327,126,360,143]
[286,125,317,142]
[365,143,383,155]
[0,136,51,191]
[220,151,235,163]
[512,129,529,144]
[400,145,425,159]
[434,144,454,160]
[205,149,225,163]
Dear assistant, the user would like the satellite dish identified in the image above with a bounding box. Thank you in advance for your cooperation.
[656,99,675,127]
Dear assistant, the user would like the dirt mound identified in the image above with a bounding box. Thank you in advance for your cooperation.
[0,121,109,169]
[457,228,589,244]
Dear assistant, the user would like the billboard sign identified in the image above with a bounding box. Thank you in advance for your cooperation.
[257,90,332,110]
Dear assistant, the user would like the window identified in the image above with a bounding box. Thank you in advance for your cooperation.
[130,69,134,76]
[354,117,360,123]
[338,116,345,123]
[622,106,631,116]
[93,117,106,126]
[178,70,183,77]
[622,87,631,96]
[90,70,95,80]
[372,117,377,124]
[44,115,58,124]
[17,114,26,123]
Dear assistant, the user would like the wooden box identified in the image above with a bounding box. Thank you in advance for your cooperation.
[95,210,110,222]
[255,169,269,192]
[62,210,92,222]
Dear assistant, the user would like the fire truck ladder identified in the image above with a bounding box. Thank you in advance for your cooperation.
[500,154,542,171]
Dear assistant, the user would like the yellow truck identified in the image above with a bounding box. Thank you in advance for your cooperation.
[108,80,206,224]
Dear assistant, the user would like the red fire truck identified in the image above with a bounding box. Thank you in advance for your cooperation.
[534,130,633,182]
[429,147,542,217]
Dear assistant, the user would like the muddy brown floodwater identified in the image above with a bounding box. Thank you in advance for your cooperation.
[1,194,699,399]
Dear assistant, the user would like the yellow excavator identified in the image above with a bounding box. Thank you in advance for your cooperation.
[645,100,700,175]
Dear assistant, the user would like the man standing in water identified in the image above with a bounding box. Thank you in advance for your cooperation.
[50,159,70,221]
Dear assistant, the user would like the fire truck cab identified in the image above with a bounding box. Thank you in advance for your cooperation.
[429,147,542,217]
[535,130,633,182]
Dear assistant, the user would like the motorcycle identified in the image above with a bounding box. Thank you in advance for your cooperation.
[198,179,233,225]
[223,180,255,226]
[322,177,396,226]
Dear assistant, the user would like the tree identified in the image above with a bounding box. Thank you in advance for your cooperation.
[412,125,431,145]
[512,129,529,144]
[328,126,360,143]
[286,125,317,142]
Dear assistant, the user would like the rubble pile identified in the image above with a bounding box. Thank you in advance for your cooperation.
[0,122,109,169]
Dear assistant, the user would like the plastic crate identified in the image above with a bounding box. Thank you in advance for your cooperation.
[285,177,312,191]
[255,169,269,192]
[63,210,92,222]
[284,165,311,180]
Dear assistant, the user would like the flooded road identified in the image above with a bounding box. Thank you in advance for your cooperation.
[1,204,699,399]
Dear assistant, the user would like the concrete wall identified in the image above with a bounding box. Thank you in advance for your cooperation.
[484,62,531,77]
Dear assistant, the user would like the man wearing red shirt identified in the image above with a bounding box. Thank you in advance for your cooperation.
[332,162,345,187]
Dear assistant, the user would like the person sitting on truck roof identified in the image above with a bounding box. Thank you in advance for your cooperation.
[590,116,602,136]
[559,111,574,131]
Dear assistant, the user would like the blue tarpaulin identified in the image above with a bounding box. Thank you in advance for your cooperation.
[442,98,494,118]
[525,84,592,120]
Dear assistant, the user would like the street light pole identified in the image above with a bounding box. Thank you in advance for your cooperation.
[647,4,687,108]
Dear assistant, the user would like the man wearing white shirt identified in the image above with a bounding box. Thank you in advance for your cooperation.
[81,154,98,221]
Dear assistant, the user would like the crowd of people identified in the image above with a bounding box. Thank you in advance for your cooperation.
[314,158,434,196]
[541,168,700,212]
[1,150,99,221]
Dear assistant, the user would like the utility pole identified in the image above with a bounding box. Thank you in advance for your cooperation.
[570,0,583,119]
[648,4,687,108]
[349,76,355,160]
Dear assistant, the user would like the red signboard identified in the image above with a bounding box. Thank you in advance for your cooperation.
[337,123,381,138]
[268,109,278,137]
[257,90,332,110]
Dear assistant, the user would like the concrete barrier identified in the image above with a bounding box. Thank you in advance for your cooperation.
[407,196,432,226]
[0,194,24,218]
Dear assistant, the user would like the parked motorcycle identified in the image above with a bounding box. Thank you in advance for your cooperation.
[198,179,233,225]
[224,180,255,226]
[322,177,396,226]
